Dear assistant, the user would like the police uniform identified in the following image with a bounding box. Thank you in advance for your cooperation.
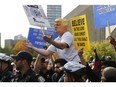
[12,68,44,82]
[0,69,13,82]
[0,56,13,82]
[11,51,45,82]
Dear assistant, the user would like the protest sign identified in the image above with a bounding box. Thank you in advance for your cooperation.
[27,27,58,48]
[23,5,51,28]
[93,5,116,29]
[70,15,90,51]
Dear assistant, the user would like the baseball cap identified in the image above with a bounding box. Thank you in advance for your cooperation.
[61,61,86,72]
[11,51,32,63]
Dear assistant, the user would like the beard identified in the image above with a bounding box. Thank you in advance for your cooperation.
[16,64,23,70]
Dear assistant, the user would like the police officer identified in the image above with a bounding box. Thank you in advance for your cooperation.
[11,50,44,82]
[0,55,13,82]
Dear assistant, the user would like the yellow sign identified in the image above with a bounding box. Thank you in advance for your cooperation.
[70,15,90,51]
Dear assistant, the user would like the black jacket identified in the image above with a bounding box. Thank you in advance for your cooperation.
[12,68,42,82]
[0,70,13,82]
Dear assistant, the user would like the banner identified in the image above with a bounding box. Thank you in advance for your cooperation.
[93,5,116,29]
[27,27,58,48]
[23,5,51,28]
[70,15,90,51]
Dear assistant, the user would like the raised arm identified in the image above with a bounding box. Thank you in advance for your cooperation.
[24,41,53,56]
[43,35,68,50]
[78,48,86,65]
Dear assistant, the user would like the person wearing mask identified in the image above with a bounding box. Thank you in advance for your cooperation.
[25,18,80,63]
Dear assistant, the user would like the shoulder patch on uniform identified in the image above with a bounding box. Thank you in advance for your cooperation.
[38,76,45,82]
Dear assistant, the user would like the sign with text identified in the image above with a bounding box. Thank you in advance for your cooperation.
[70,15,90,51]
[23,5,51,28]
[27,27,58,48]
[93,5,116,29]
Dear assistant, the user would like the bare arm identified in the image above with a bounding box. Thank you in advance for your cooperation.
[24,42,53,56]
[43,35,68,50]
[78,48,86,65]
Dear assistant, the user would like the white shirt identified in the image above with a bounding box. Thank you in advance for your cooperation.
[47,31,80,62]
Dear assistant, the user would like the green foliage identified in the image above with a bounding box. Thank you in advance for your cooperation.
[0,46,12,56]
[0,40,37,57]
[11,40,37,57]
[11,40,26,54]
[83,40,116,61]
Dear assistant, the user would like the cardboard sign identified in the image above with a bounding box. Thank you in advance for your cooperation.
[27,27,58,48]
[70,15,90,51]
[93,5,116,29]
[23,5,51,28]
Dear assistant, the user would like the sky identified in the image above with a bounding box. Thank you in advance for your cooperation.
[0,0,115,48]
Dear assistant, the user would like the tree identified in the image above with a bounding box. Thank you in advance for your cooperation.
[12,40,26,54]
[11,40,37,57]
[0,46,12,56]
[83,40,116,62]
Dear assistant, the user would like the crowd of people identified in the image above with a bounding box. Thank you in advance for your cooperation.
[0,18,116,82]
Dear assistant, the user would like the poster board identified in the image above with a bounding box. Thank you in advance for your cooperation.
[93,5,116,29]
[27,27,58,48]
[70,15,90,51]
[23,5,51,28]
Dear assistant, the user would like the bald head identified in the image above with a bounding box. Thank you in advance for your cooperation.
[103,67,116,82]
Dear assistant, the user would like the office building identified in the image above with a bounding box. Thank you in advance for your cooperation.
[14,34,26,45]
[47,5,62,29]
[5,39,14,48]
[14,34,26,40]
[4,34,26,48]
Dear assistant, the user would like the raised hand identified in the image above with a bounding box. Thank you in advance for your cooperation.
[43,35,53,43]
[24,40,33,49]
[78,48,84,57]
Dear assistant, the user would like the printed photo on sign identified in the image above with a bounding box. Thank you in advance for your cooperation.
[23,5,51,28]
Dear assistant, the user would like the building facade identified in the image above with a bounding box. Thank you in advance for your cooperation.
[4,34,26,48]
[14,34,26,40]
[47,5,62,29]
[5,39,14,48]
[64,5,106,42]
[14,34,26,46]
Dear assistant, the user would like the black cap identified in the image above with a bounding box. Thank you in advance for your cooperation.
[11,51,32,63]
[0,56,11,65]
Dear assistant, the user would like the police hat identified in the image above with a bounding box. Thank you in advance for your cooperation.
[61,61,86,72]
[11,51,32,63]
[0,56,11,65]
